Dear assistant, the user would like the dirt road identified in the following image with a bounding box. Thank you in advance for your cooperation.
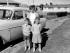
[1,18,70,53]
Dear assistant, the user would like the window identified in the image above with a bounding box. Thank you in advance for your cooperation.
[12,10,23,20]
[0,9,12,20]
[47,12,56,15]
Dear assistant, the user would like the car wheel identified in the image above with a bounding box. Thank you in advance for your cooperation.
[0,37,4,51]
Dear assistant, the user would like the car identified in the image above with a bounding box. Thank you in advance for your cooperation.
[0,6,29,45]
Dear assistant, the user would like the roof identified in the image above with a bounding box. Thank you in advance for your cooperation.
[0,5,29,11]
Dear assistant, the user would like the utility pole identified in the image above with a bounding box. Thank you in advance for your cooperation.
[7,0,9,6]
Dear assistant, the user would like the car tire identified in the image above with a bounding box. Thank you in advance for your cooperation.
[0,36,4,51]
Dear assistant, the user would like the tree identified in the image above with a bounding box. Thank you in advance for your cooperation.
[39,4,44,10]
[29,5,35,10]
[50,2,53,6]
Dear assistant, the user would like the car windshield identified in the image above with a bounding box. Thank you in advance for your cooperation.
[0,9,12,20]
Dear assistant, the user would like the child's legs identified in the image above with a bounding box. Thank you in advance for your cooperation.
[24,36,27,47]
[24,40,27,47]
[27,39,30,47]
[37,34,41,49]
[38,43,41,49]
[32,34,37,50]
[33,43,35,48]
[33,43,36,52]
[25,36,30,47]
[38,43,41,52]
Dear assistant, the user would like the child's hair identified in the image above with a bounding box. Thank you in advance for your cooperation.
[39,15,43,18]
[26,18,32,26]
[34,17,40,24]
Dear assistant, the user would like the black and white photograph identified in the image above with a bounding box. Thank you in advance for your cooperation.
[0,0,70,53]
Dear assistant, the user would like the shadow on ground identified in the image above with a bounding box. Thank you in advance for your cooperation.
[41,28,49,49]
[0,37,23,52]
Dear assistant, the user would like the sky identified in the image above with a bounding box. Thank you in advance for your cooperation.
[13,0,70,5]
[47,0,70,4]
[0,0,70,5]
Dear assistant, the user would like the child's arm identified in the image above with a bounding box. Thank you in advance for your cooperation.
[22,25,24,30]
[39,24,42,32]
[41,28,50,35]
[29,25,32,32]
[31,26,33,32]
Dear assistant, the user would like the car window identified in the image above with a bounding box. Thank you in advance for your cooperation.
[12,10,23,20]
[0,9,12,20]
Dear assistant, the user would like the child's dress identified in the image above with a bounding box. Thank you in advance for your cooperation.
[32,24,41,43]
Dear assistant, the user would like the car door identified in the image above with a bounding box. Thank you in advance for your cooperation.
[10,10,25,41]
[0,9,13,42]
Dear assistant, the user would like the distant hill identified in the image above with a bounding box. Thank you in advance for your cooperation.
[44,4,70,8]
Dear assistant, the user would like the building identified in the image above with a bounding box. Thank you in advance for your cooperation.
[0,0,19,6]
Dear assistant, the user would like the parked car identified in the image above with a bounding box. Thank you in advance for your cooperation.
[0,6,29,44]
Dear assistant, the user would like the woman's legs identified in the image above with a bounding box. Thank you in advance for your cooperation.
[33,43,35,52]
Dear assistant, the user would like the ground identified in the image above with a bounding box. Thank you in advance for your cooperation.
[1,17,70,53]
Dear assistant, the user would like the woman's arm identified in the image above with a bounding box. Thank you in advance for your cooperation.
[39,24,42,32]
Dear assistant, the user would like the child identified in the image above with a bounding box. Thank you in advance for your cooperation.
[31,18,42,52]
[22,18,31,50]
